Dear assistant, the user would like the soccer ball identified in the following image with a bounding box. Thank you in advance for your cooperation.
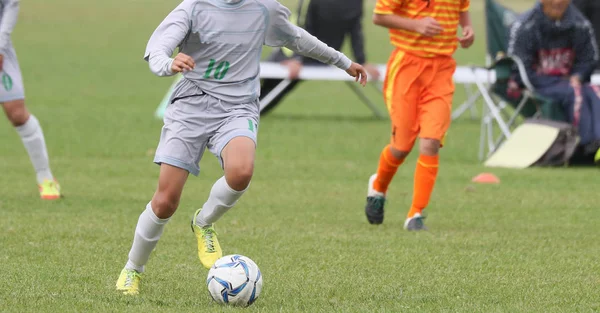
[206,254,263,307]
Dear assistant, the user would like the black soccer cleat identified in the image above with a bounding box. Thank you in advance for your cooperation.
[365,196,386,224]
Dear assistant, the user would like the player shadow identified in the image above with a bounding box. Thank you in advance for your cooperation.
[262,113,384,123]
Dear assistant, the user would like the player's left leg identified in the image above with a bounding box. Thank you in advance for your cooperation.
[192,105,259,268]
[192,137,255,268]
[1,58,59,199]
[581,84,600,164]
[404,56,455,231]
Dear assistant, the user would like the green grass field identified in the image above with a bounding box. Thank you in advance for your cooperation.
[1,0,599,312]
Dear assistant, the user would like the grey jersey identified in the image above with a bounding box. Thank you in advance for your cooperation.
[144,0,352,104]
[0,0,19,54]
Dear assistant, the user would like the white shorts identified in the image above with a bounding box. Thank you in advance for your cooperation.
[154,78,259,176]
[0,43,25,103]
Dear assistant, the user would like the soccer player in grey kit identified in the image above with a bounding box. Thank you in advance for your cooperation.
[0,0,60,199]
[116,0,367,295]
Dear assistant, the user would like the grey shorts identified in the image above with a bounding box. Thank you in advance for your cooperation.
[0,43,25,103]
[154,79,259,176]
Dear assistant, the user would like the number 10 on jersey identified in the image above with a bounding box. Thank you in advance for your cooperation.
[204,59,230,80]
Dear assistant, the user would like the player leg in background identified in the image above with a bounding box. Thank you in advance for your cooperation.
[259,79,301,116]
[116,164,189,295]
[581,84,600,163]
[365,49,419,225]
[404,56,455,231]
[1,47,60,200]
[192,136,255,268]
[2,99,60,200]
[259,48,302,116]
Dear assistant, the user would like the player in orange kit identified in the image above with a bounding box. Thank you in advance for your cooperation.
[364,0,474,230]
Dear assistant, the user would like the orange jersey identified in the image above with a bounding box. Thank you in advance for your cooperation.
[374,0,470,57]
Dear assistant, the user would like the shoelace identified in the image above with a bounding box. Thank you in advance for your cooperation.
[202,228,216,253]
[124,271,138,287]
[370,197,385,212]
[42,181,54,189]
[41,180,59,192]
[411,215,427,228]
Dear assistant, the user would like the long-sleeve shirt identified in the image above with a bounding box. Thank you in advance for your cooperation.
[144,0,352,104]
[0,0,19,55]
[508,3,599,88]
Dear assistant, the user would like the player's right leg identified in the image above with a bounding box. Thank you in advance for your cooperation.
[2,100,60,199]
[117,89,205,295]
[1,49,59,199]
[365,49,419,225]
[116,164,189,295]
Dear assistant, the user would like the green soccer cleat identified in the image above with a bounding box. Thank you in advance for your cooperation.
[39,179,61,200]
[365,174,386,224]
[115,268,141,295]
[191,209,222,269]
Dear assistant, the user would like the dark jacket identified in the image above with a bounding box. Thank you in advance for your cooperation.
[573,0,600,62]
[508,3,599,88]
[296,0,367,65]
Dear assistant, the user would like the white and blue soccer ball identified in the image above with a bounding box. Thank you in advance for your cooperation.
[206,254,263,307]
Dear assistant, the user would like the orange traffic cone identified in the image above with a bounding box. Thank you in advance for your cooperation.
[471,172,500,184]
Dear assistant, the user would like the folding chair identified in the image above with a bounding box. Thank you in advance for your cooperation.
[474,0,567,161]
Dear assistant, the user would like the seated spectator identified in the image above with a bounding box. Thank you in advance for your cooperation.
[508,0,600,163]
[259,0,380,115]
[573,0,600,69]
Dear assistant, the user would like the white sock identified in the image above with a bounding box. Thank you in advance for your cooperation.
[15,115,54,184]
[195,176,247,227]
[125,202,170,273]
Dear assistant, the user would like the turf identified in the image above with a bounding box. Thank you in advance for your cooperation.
[0,0,599,312]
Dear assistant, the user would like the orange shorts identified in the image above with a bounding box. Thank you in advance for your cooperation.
[383,49,457,151]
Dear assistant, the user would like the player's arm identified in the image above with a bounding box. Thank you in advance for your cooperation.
[0,0,19,71]
[371,0,442,36]
[264,2,367,85]
[144,0,195,77]
[372,14,442,37]
[458,0,474,48]
[290,0,319,64]
[0,0,18,53]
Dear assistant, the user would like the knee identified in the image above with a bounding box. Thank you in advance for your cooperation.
[419,138,440,156]
[225,162,254,191]
[3,101,29,127]
[151,191,180,219]
[389,145,410,160]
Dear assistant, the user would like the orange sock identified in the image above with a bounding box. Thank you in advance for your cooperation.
[373,145,405,194]
[408,154,439,218]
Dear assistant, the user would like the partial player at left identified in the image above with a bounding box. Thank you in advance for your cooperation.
[0,0,60,200]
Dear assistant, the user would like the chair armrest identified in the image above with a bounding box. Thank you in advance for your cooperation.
[488,55,536,92]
